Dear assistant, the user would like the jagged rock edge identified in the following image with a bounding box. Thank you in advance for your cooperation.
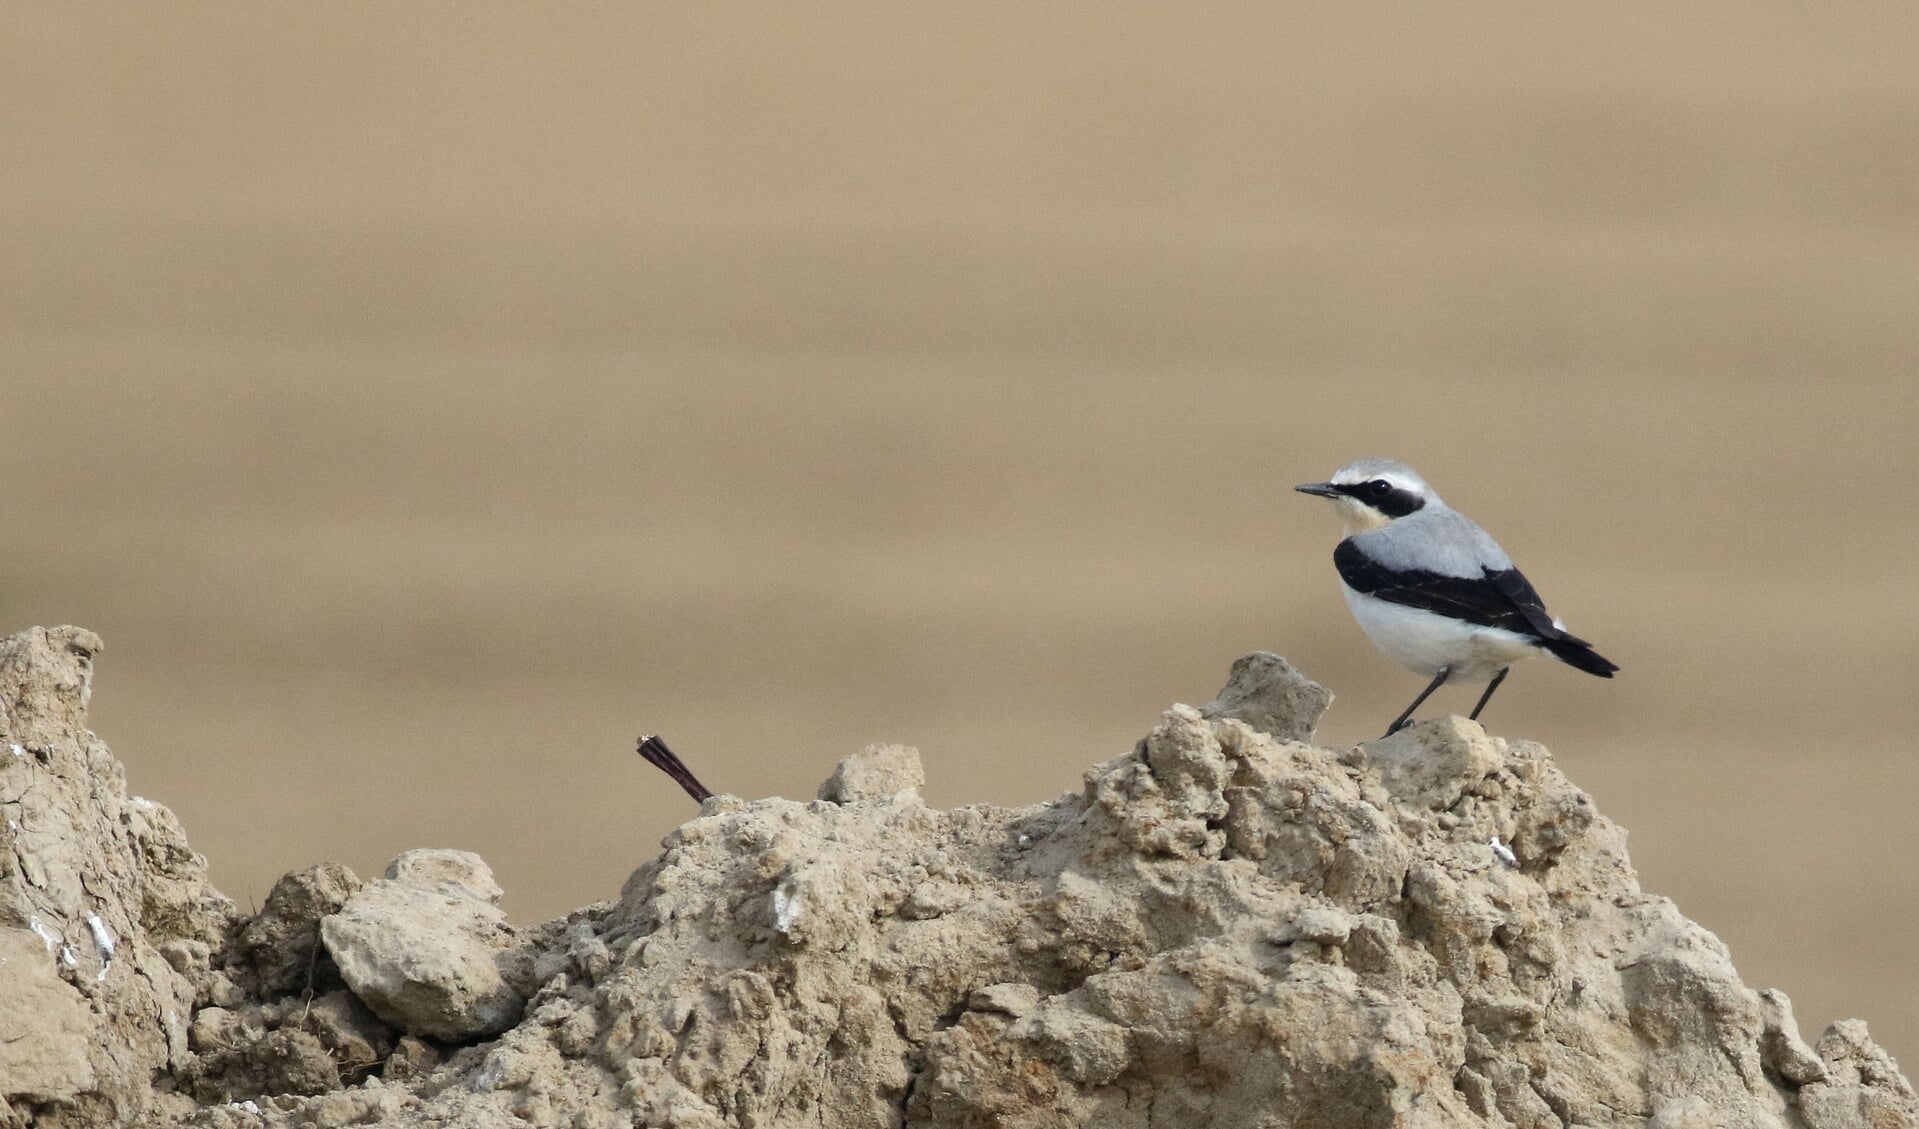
[0,633,1913,1128]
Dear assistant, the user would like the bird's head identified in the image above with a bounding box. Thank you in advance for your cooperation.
[1295,458,1436,535]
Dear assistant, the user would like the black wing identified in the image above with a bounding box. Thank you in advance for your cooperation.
[1334,539,1559,640]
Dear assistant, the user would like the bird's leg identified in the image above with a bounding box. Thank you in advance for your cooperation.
[1467,667,1510,723]
[1385,667,1450,737]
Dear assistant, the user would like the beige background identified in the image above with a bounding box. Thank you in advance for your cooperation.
[4,5,1916,1067]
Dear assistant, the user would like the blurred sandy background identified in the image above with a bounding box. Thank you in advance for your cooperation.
[4,5,1916,1065]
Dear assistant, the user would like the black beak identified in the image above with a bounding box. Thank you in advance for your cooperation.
[1294,482,1343,499]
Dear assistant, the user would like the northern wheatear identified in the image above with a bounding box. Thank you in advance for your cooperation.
[1296,458,1617,737]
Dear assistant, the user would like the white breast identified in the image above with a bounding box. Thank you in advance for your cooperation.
[1340,585,1548,683]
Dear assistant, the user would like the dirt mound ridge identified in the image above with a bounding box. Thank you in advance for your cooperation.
[1,630,1911,1127]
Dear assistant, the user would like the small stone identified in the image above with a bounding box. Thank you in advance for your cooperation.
[383,1035,443,1083]
[207,972,249,1009]
[301,1088,384,1128]
[300,990,395,1076]
[1757,988,1826,1085]
[240,1028,341,1098]
[818,744,925,803]
[1197,652,1333,743]
[1286,905,1354,946]
[159,938,211,977]
[189,1006,265,1054]
[901,879,969,920]
[1365,717,1500,811]
[320,856,525,1041]
[1814,1018,1915,1096]
[384,849,504,905]
[969,983,1040,1018]
[235,863,363,997]
[1648,1096,1716,1129]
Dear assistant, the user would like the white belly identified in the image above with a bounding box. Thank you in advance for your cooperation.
[1340,585,1547,682]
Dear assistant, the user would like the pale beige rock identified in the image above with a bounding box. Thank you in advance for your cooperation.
[230,862,362,998]
[380,1034,443,1083]
[2,631,1915,1128]
[969,981,1040,1017]
[1647,1096,1717,1129]
[1799,1019,1919,1129]
[0,626,231,1128]
[1759,987,1828,1085]
[301,990,396,1076]
[817,741,925,802]
[1197,649,1333,743]
[319,856,526,1041]
[383,848,503,904]
[291,657,1896,1129]
[1364,714,1501,811]
[0,927,95,1102]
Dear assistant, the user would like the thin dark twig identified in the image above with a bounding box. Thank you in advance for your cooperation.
[637,734,715,803]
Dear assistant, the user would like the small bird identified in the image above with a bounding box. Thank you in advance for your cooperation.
[1295,458,1617,737]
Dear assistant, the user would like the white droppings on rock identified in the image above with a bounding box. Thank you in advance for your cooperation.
[86,913,116,980]
[773,883,803,935]
[28,916,62,955]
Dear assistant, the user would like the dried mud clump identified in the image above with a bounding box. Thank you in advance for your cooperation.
[1,628,1913,1128]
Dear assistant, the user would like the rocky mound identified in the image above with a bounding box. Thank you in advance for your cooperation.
[1,629,1912,1128]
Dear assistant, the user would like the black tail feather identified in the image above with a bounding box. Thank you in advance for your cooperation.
[1541,634,1618,678]
[637,734,716,803]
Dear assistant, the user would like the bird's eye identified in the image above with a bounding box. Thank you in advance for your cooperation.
[1368,480,1393,498]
